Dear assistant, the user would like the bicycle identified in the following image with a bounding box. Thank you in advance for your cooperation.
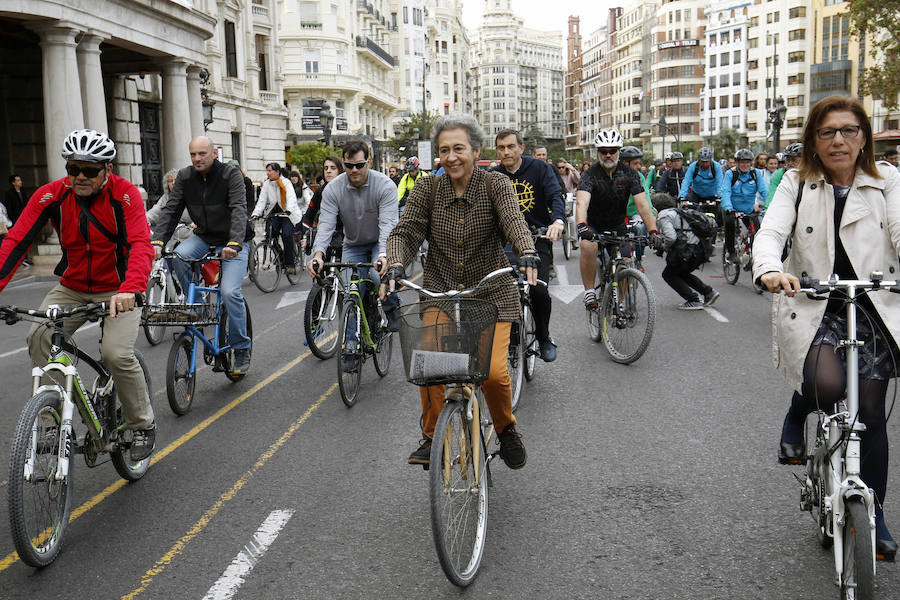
[585,231,657,364]
[792,273,897,599]
[321,261,393,407]
[149,250,253,415]
[395,266,514,587]
[2,302,153,567]
[722,210,763,291]
[142,253,185,346]
[562,193,577,260]
[303,245,343,359]
[252,213,301,293]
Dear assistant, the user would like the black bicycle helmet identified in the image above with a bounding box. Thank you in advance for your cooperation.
[698,147,713,162]
[619,146,643,160]
[734,148,754,161]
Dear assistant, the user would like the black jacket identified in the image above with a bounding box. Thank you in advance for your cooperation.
[3,187,25,224]
[153,160,250,247]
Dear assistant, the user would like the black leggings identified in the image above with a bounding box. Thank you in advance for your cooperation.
[790,344,889,517]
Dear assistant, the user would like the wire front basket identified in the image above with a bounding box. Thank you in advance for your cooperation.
[397,298,499,386]
[141,302,218,327]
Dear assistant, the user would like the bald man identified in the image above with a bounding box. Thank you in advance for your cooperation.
[151,136,254,375]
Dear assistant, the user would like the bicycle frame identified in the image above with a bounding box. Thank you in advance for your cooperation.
[313,267,343,336]
[341,267,377,349]
[179,277,229,375]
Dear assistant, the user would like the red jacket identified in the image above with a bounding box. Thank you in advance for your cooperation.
[0,175,153,295]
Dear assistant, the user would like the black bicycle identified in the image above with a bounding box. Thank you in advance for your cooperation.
[252,213,301,293]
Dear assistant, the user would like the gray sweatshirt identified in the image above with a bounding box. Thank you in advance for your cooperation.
[313,170,398,256]
[657,207,700,250]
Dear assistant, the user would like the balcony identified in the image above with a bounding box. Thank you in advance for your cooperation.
[251,0,270,26]
[300,22,322,30]
[259,90,279,106]
[355,36,395,67]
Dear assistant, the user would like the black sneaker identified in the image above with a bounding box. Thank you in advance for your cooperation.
[131,424,156,461]
[538,337,557,362]
[408,439,432,466]
[498,425,527,469]
[703,289,720,306]
[341,354,360,373]
[232,349,251,375]
[384,307,400,333]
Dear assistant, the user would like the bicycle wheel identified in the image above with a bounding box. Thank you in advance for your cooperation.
[840,498,875,600]
[304,282,341,359]
[246,239,257,282]
[166,335,196,415]
[8,390,73,567]
[430,400,488,587]
[587,285,603,342]
[562,229,572,260]
[252,240,281,293]
[337,301,362,407]
[508,320,524,413]
[111,349,154,480]
[722,241,739,285]
[373,324,393,378]
[600,268,656,364]
[219,299,253,382]
[143,274,166,345]
[522,301,538,382]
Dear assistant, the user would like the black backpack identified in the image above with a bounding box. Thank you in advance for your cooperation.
[674,207,717,262]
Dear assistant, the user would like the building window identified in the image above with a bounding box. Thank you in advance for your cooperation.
[719,73,728,86]
[789,29,806,41]
[732,72,741,85]
[300,1,319,27]
[787,95,805,107]
[789,6,806,18]
[733,94,740,107]
[733,50,741,64]
[709,54,717,68]
[720,116,729,130]
[732,116,740,129]
[720,95,729,108]
[748,37,758,49]
[767,11,780,24]
[709,96,716,109]
[748,80,758,90]
[224,21,238,77]
[749,16,759,27]
[256,35,269,91]
[709,76,716,89]
[748,59,758,70]
[305,50,320,73]
[788,51,805,63]
[231,132,241,166]
[403,6,408,23]
[720,52,730,66]
[788,73,805,85]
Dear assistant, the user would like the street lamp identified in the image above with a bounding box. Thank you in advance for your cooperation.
[319,101,334,148]
[659,114,667,158]
[199,68,215,131]
[768,96,787,151]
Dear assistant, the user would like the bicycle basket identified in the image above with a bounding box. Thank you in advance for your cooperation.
[141,301,218,327]
[397,298,499,386]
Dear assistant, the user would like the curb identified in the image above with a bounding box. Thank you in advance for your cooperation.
[6,274,57,289]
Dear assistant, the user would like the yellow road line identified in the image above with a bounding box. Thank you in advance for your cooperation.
[121,382,336,600]
[0,350,317,573]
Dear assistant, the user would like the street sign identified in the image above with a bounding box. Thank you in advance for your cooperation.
[417,140,432,170]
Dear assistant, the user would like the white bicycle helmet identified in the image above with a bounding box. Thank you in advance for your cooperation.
[61,129,117,162]
[698,147,713,162]
[593,128,624,149]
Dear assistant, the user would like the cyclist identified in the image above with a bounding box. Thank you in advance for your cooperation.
[306,140,399,373]
[0,129,156,460]
[655,151,686,198]
[382,112,537,469]
[679,147,722,205]
[765,143,802,207]
[397,156,424,214]
[719,148,767,263]
[300,156,345,258]
[576,129,658,309]
[251,162,302,275]
[493,128,564,362]
[619,146,654,270]
[388,165,402,185]
[152,136,253,375]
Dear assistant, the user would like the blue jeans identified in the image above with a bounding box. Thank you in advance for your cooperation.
[174,234,251,350]
[340,242,398,348]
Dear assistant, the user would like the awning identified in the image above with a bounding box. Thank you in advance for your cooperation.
[873,129,900,140]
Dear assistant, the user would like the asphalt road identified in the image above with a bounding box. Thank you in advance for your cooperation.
[0,247,897,599]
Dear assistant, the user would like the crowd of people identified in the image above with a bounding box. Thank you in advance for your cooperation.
[1,94,899,563]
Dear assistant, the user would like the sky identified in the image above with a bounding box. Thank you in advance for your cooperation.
[461,0,615,39]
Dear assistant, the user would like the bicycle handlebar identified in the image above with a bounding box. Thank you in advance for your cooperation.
[397,266,516,299]
[0,302,109,325]
[796,273,900,296]
[586,232,649,245]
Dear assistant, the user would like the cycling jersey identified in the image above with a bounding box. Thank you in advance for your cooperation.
[0,175,153,293]
[397,171,424,207]
[577,162,644,231]
[766,167,787,207]
[679,161,722,199]
[719,167,767,213]
[625,170,654,218]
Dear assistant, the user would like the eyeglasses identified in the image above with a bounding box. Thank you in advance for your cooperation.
[816,125,862,140]
[597,149,618,156]
[65,164,106,178]
[344,161,367,170]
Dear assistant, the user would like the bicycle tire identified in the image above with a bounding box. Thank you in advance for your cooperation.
[722,242,740,285]
[373,318,393,378]
[562,230,572,260]
[337,301,362,407]
[508,320,524,413]
[587,285,603,342]
[252,240,281,293]
[220,299,253,382]
[840,498,875,600]
[166,335,196,415]
[600,267,656,364]
[246,239,257,282]
[143,274,166,345]
[522,301,538,382]
[304,282,341,359]
[111,349,154,480]
[8,390,73,567]
[430,400,488,587]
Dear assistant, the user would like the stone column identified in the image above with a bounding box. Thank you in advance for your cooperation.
[35,23,85,178]
[186,66,204,137]
[76,32,109,133]
[161,60,192,172]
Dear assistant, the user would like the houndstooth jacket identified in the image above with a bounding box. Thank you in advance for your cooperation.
[386,167,534,321]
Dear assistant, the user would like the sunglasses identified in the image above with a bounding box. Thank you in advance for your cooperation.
[66,164,106,178]
[344,161,367,170]
[597,149,618,156]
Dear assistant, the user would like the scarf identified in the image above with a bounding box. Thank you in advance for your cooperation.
[276,177,287,210]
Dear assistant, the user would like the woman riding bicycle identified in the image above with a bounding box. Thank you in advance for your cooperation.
[381,112,538,470]
[753,95,900,561]
[300,156,344,258]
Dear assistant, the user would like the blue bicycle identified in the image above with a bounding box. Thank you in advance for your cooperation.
[150,250,253,415]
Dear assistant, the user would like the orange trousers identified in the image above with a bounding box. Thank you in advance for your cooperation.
[417,308,515,438]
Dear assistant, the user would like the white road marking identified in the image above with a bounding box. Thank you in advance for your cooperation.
[0,320,99,359]
[549,285,586,304]
[555,263,570,286]
[202,509,294,600]
[703,307,729,322]
[275,290,309,310]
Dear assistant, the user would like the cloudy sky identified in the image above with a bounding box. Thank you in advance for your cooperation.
[461,1,615,38]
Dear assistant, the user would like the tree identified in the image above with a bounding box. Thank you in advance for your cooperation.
[288,142,335,179]
[710,128,742,159]
[848,0,900,110]
[385,111,439,157]
[678,140,700,160]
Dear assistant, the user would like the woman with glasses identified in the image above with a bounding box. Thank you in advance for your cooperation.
[753,95,900,561]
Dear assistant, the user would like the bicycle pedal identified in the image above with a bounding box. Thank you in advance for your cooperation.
[422,463,430,471]
[778,455,806,466]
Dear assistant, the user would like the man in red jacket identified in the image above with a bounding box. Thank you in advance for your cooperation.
[0,129,156,460]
